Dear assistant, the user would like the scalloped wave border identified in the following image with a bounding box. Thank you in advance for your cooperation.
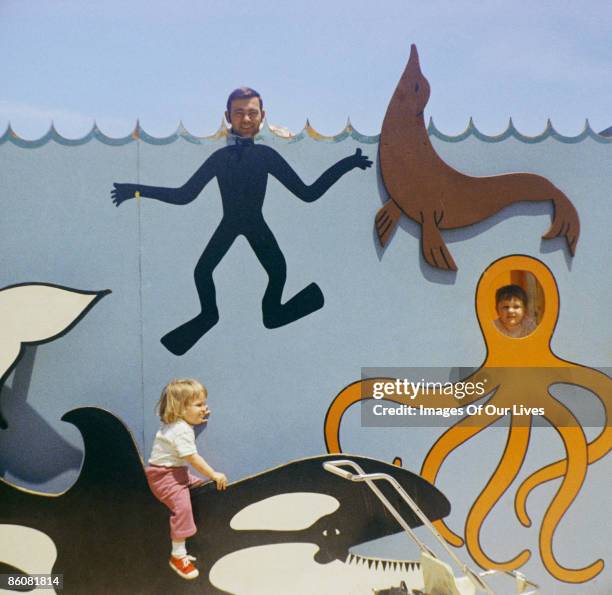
[1,117,610,147]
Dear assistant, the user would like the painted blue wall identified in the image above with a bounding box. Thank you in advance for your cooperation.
[1,124,610,592]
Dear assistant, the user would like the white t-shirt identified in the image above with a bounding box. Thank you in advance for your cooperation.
[148,419,197,467]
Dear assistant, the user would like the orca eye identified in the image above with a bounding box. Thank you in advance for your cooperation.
[415,83,420,92]
[335,528,340,535]
[322,529,328,536]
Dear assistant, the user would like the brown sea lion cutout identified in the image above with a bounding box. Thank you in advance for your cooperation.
[377,44,580,271]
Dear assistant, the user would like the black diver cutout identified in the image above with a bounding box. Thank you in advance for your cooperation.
[112,138,371,355]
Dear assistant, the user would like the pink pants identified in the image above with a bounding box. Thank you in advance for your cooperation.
[146,465,204,540]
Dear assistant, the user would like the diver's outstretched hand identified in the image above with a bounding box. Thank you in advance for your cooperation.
[348,148,372,170]
[111,183,139,207]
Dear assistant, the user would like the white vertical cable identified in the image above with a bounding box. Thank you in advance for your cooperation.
[136,131,146,453]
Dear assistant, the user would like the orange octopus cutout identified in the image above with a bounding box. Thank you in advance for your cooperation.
[324,255,610,583]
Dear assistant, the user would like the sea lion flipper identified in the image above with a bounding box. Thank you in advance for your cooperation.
[542,192,580,256]
[375,200,402,247]
[421,212,457,271]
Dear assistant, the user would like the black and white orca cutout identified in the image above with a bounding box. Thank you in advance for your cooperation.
[0,407,449,594]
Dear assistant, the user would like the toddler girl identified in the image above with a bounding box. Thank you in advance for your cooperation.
[146,378,227,580]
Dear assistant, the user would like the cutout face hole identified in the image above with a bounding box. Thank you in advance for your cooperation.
[492,270,544,338]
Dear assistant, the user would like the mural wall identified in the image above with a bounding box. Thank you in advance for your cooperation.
[1,48,610,594]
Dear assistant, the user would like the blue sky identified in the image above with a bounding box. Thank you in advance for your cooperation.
[1,0,610,139]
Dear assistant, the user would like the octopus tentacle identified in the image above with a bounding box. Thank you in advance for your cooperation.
[516,427,611,527]
[515,367,611,526]
[324,379,373,453]
[421,409,501,547]
[465,416,531,570]
[536,396,604,583]
[324,370,493,454]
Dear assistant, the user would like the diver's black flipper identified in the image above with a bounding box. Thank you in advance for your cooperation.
[160,311,219,355]
[262,282,324,329]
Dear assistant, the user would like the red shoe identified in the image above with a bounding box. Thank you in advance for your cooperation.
[169,556,199,580]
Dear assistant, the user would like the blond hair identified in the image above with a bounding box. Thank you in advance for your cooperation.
[157,378,207,424]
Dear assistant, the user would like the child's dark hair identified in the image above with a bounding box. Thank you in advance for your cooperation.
[495,284,528,307]
[226,87,263,113]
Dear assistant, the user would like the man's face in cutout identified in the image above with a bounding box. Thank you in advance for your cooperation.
[226,97,265,138]
[496,296,526,331]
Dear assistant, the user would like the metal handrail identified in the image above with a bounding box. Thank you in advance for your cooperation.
[323,459,539,594]
[323,459,495,594]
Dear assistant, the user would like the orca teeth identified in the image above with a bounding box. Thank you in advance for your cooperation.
[344,552,421,574]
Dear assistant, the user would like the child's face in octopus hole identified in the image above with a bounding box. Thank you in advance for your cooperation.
[496,296,526,331]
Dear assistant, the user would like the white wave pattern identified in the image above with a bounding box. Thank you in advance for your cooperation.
[2,117,610,146]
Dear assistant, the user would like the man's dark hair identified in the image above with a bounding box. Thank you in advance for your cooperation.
[226,87,263,113]
[495,284,528,307]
